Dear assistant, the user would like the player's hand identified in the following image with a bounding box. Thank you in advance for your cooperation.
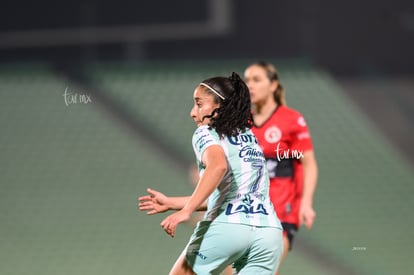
[160,209,192,238]
[299,202,316,230]
[138,188,169,215]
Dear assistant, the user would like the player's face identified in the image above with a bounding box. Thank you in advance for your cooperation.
[190,86,220,127]
[244,65,278,106]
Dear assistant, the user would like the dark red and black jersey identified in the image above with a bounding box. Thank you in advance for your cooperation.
[252,105,313,226]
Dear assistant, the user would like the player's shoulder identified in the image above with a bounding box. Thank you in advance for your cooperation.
[193,125,219,140]
[194,125,209,136]
[278,106,309,128]
[278,105,304,118]
[192,125,221,153]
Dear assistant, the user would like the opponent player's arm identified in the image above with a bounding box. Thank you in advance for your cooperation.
[300,149,318,228]
[182,145,227,214]
[301,150,318,205]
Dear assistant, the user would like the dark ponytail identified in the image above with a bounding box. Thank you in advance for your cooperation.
[199,72,253,137]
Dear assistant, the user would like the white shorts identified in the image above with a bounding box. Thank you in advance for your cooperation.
[184,221,283,275]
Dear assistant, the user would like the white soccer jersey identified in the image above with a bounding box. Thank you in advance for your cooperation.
[192,125,281,228]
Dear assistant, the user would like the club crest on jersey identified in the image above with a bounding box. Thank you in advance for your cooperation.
[264,126,281,143]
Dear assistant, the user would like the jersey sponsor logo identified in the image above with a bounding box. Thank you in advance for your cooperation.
[225,194,269,216]
[264,126,281,143]
[195,251,207,260]
[266,157,294,178]
[297,116,307,127]
[285,203,291,213]
[239,145,264,162]
[266,158,278,178]
[195,133,213,151]
[227,134,258,146]
[297,131,310,140]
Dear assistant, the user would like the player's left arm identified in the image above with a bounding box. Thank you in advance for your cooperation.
[291,114,318,230]
[300,149,318,229]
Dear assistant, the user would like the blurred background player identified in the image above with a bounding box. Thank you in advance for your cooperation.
[244,61,319,275]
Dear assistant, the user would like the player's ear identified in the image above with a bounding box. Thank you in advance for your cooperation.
[270,80,278,93]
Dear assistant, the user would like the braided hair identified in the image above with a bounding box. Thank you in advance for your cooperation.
[200,72,253,137]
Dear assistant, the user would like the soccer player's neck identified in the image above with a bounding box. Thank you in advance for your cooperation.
[254,100,278,122]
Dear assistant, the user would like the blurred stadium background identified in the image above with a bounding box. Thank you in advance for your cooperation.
[1,1,413,274]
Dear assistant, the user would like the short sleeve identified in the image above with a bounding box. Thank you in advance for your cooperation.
[290,114,314,152]
[192,125,221,162]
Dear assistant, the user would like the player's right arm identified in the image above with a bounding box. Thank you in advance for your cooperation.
[138,188,207,215]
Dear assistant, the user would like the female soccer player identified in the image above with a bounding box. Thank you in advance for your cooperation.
[139,72,283,275]
[244,61,319,275]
